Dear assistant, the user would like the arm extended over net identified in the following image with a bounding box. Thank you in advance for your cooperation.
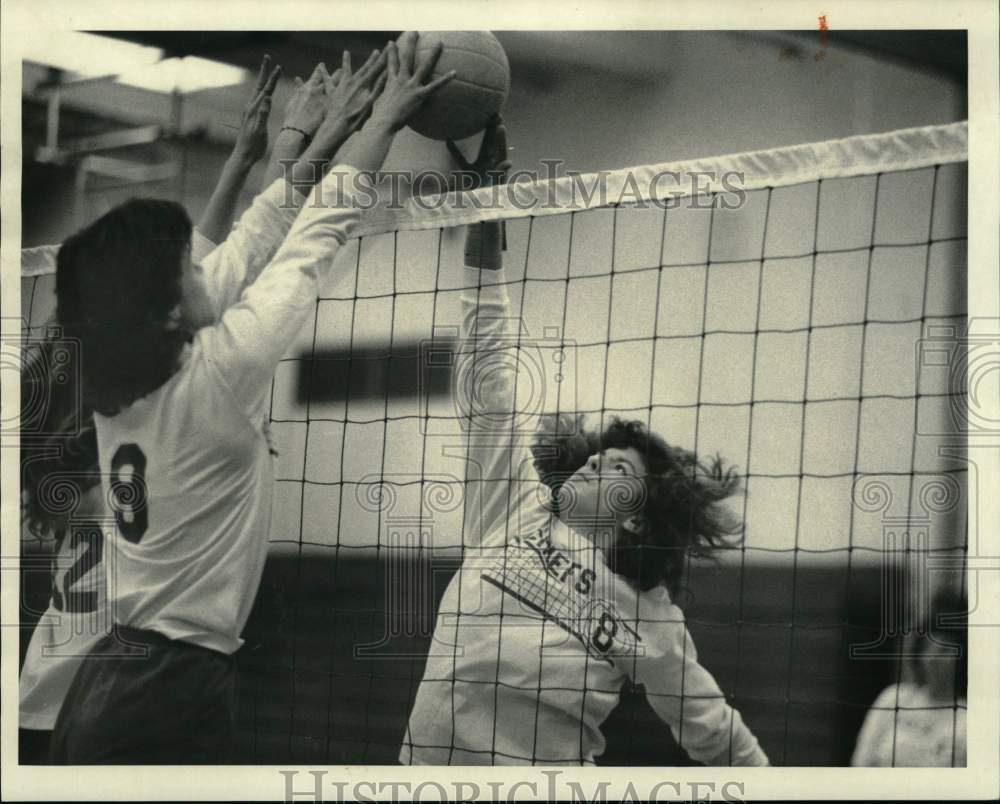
[198,167,366,419]
[451,222,545,549]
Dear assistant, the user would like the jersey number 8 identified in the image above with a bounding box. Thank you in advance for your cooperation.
[110,444,148,544]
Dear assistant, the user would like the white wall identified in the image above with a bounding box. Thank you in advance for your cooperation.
[386,30,965,178]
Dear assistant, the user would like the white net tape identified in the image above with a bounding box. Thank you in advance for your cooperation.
[21,121,967,276]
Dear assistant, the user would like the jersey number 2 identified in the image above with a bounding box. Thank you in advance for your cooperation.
[51,526,103,614]
[110,444,148,544]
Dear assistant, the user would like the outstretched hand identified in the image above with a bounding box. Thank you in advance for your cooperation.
[318,48,387,136]
[233,55,282,165]
[447,116,511,191]
[367,32,456,133]
[282,62,329,138]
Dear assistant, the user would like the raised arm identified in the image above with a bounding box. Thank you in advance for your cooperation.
[195,58,308,319]
[258,63,328,192]
[632,601,769,766]
[332,34,455,175]
[454,251,521,547]
[196,56,381,320]
[445,119,544,547]
[200,36,453,419]
[197,56,282,246]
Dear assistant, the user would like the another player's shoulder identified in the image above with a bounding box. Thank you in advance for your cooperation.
[869,681,919,711]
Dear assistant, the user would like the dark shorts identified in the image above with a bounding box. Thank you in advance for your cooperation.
[49,625,238,765]
[19,728,52,765]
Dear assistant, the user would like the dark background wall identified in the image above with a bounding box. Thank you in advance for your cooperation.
[18,521,953,766]
[236,555,895,765]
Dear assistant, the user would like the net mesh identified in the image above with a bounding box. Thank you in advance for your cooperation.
[19,122,969,765]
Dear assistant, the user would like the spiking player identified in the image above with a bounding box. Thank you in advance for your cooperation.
[49,34,454,763]
[19,55,311,763]
[401,119,769,766]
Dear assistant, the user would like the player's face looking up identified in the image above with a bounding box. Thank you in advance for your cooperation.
[557,446,648,550]
[536,418,743,594]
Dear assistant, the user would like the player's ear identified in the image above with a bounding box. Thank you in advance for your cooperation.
[622,515,644,536]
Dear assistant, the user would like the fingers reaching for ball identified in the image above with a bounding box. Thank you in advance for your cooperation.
[252,54,282,110]
[367,33,456,132]
[412,39,442,84]
[415,45,456,97]
[318,48,389,135]
[395,31,418,76]
[282,61,327,138]
[232,55,282,165]
[252,54,282,101]
[355,47,388,86]
[284,32,507,147]
[388,32,448,90]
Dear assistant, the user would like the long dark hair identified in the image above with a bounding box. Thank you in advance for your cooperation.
[56,198,193,416]
[532,415,743,596]
[20,337,100,539]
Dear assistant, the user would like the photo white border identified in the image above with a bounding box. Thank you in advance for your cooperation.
[2,1,997,800]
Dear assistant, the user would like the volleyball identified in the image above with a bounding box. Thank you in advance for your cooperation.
[406,30,510,141]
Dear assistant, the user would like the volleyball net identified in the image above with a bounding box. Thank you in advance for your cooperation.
[19,121,969,765]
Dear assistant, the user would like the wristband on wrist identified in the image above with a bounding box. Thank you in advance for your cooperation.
[280,126,311,143]
[464,220,506,270]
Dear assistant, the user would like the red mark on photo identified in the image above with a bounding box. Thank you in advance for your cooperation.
[816,13,830,61]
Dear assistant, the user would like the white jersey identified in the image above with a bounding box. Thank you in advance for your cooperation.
[19,231,219,729]
[401,267,768,766]
[851,682,966,767]
[19,489,111,730]
[93,170,363,655]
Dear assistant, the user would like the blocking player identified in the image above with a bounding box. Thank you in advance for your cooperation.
[401,119,769,766]
[18,55,293,763]
[49,34,454,763]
